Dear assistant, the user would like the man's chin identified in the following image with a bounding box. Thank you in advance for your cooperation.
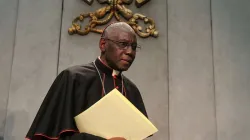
[117,65,130,71]
[117,68,128,71]
[116,62,133,71]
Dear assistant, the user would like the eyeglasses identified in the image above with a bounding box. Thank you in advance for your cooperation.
[101,38,141,51]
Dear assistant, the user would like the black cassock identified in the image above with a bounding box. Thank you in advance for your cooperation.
[25,58,148,140]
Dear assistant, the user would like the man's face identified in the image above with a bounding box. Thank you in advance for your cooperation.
[104,31,137,71]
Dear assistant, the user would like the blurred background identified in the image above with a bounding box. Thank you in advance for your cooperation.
[0,0,249,139]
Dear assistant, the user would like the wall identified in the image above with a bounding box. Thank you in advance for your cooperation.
[2,0,62,139]
[0,0,19,140]
[0,0,249,140]
[212,0,250,140]
[168,0,216,139]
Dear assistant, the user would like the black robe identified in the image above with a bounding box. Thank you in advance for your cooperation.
[25,58,148,140]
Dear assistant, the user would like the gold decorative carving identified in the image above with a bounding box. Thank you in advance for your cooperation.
[135,0,150,8]
[68,0,158,38]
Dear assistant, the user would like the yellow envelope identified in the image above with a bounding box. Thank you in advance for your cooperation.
[74,88,158,140]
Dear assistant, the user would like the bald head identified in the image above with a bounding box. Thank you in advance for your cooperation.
[102,22,136,39]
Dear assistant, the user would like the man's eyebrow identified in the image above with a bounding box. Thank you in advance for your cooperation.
[117,39,136,43]
[117,39,128,41]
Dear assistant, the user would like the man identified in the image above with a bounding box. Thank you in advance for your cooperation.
[25,22,148,140]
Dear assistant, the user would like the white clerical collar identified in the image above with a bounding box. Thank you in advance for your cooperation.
[112,69,120,76]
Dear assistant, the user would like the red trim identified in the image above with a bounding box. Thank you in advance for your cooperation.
[113,77,116,88]
[25,129,79,140]
[123,85,127,97]
[102,73,106,97]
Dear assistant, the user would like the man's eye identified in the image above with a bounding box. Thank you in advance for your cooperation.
[120,42,128,46]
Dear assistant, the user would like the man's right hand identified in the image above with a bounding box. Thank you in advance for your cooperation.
[107,137,126,140]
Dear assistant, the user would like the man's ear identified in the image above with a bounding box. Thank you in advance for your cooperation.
[99,39,106,53]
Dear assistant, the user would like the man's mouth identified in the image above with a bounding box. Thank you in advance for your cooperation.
[121,59,132,64]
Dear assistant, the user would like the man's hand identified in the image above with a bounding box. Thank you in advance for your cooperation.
[107,137,126,140]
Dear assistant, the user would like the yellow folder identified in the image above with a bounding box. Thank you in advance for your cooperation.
[74,88,158,140]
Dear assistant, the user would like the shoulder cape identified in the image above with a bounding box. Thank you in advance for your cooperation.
[26,65,93,139]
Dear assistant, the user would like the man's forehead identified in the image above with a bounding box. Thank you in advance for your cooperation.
[109,29,136,41]
[118,32,136,41]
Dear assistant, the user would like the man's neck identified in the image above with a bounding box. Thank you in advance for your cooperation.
[98,56,121,76]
